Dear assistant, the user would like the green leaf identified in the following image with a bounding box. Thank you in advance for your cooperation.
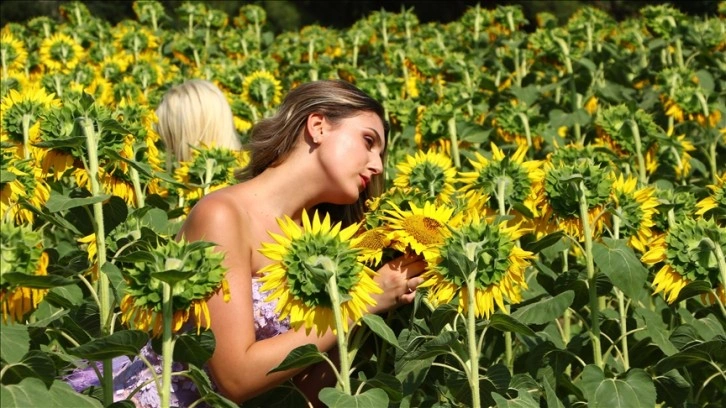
[1,351,56,387]
[45,191,111,213]
[268,344,326,373]
[361,314,402,350]
[580,365,656,408]
[673,280,712,303]
[0,378,103,407]
[592,238,648,298]
[635,308,678,356]
[174,330,215,368]
[543,376,565,408]
[429,303,458,333]
[521,231,565,254]
[363,373,402,403]
[2,273,76,288]
[655,338,726,374]
[511,291,574,325]
[488,313,536,337]
[490,389,539,408]
[67,330,148,360]
[653,369,690,407]
[151,269,197,285]
[44,285,84,309]
[0,324,30,364]
[32,136,87,149]
[101,262,126,304]
[318,387,389,408]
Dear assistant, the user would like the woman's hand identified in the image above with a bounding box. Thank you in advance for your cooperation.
[369,253,427,314]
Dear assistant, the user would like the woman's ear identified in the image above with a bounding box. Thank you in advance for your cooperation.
[306,113,325,144]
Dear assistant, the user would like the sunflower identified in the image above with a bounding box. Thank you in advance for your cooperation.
[695,172,726,219]
[174,146,248,214]
[1,221,49,324]
[241,70,283,111]
[610,173,659,253]
[0,85,61,161]
[537,158,613,241]
[258,209,381,335]
[393,149,457,204]
[382,200,461,260]
[642,218,726,305]
[594,105,660,164]
[0,155,50,225]
[120,238,230,337]
[0,29,28,73]
[491,100,545,150]
[38,33,84,73]
[458,142,545,217]
[420,212,534,318]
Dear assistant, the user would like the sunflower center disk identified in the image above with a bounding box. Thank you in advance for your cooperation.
[403,215,444,246]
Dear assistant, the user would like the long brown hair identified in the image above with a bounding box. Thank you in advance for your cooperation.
[236,79,389,226]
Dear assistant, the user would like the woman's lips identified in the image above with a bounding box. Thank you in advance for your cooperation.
[360,175,369,189]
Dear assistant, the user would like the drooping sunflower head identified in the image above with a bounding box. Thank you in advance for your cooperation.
[0,155,50,225]
[39,33,85,73]
[540,158,613,240]
[642,218,726,304]
[695,172,726,220]
[0,29,28,73]
[421,215,534,318]
[458,143,545,217]
[121,238,230,337]
[491,100,544,149]
[1,85,61,150]
[594,104,659,158]
[610,173,659,253]
[241,70,283,110]
[258,209,381,335]
[382,200,461,260]
[393,149,458,204]
[1,220,49,324]
[651,185,698,233]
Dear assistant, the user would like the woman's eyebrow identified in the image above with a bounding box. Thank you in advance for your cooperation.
[365,127,384,147]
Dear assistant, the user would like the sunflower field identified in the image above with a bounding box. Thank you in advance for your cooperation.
[1,1,725,407]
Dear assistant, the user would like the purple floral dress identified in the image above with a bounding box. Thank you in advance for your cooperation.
[65,278,290,407]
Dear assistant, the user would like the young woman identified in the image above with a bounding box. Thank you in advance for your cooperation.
[179,79,425,405]
[65,79,424,407]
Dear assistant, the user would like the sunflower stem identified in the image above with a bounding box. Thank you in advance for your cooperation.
[517,112,532,152]
[496,179,514,372]
[21,113,31,160]
[702,238,726,300]
[466,272,481,408]
[612,216,630,370]
[160,281,175,408]
[447,115,460,169]
[628,119,647,186]
[81,117,114,405]
[326,275,351,394]
[578,181,603,369]
[562,249,572,376]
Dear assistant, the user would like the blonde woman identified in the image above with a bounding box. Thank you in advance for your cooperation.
[155,79,242,170]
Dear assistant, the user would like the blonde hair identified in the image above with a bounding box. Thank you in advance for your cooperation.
[237,79,389,226]
[155,79,242,167]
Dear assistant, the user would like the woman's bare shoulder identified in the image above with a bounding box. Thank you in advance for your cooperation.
[178,185,251,242]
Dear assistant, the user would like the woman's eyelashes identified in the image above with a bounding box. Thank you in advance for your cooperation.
[364,135,375,150]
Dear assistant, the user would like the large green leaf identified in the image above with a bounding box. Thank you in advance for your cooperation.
[592,238,648,298]
[580,365,656,408]
[490,389,539,408]
[543,376,565,408]
[319,387,389,408]
[361,314,402,350]
[635,308,678,356]
[0,378,102,407]
[45,191,111,213]
[173,330,216,368]
[268,344,326,373]
[511,291,574,325]
[2,273,76,289]
[488,313,536,337]
[655,337,726,374]
[67,330,148,360]
[1,350,56,387]
[0,324,30,364]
